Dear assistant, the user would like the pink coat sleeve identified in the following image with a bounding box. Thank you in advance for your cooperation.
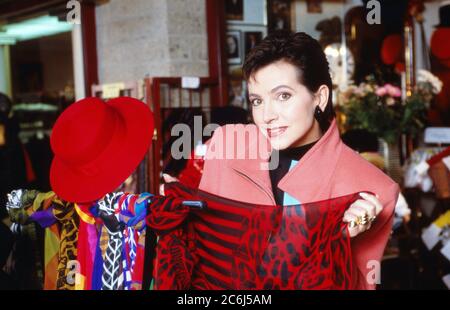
[350,182,400,290]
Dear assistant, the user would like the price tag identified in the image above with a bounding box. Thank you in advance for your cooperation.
[182,77,200,89]
[102,83,124,98]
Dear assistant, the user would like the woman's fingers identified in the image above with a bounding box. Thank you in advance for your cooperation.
[343,193,383,238]
[350,199,377,219]
[343,210,365,238]
[359,192,383,215]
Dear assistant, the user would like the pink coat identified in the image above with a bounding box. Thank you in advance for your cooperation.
[199,119,400,290]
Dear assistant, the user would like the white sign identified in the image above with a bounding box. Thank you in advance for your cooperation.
[182,77,200,89]
[424,127,450,144]
[441,242,450,262]
[421,224,442,250]
[101,83,124,99]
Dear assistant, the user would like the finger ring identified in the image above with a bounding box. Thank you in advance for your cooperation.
[349,214,370,228]
[349,220,358,228]
[360,214,370,225]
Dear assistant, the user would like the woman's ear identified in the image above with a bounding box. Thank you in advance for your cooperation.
[315,85,330,112]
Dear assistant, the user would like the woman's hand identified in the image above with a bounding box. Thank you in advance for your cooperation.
[343,192,383,238]
[159,173,179,195]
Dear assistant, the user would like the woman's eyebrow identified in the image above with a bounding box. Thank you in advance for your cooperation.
[248,93,261,98]
[270,85,294,93]
[248,85,294,98]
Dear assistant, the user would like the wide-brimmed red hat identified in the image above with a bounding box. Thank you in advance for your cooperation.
[50,97,154,203]
[431,28,450,68]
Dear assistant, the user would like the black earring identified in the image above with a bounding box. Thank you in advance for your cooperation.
[314,106,323,121]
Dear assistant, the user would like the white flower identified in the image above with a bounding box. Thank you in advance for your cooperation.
[417,69,443,94]
[386,97,396,106]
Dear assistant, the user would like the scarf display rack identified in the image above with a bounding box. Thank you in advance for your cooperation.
[3,182,360,290]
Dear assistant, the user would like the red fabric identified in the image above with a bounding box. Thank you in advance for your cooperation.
[74,203,98,290]
[381,34,404,65]
[431,28,450,68]
[21,144,36,182]
[50,97,154,203]
[177,150,205,188]
[76,218,93,290]
[131,236,146,290]
[427,146,450,166]
[147,182,359,290]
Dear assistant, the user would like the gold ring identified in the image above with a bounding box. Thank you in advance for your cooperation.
[360,214,369,225]
[348,220,358,228]
[349,214,371,228]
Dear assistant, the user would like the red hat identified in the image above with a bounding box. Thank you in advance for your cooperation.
[50,97,154,203]
[381,34,404,65]
[431,28,450,68]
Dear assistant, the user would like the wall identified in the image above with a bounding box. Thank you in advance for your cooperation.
[415,2,441,71]
[95,0,208,84]
[293,0,361,40]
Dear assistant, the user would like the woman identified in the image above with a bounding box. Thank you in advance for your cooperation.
[195,31,399,290]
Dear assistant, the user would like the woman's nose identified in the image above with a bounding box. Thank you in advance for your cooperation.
[263,101,278,124]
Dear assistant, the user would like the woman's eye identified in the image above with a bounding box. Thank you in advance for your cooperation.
[278,93,291,101]
[250,98,263,107]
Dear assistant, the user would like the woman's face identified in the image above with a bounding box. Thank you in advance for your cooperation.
[248,60,325,150]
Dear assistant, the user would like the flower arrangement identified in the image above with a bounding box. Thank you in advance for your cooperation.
[339,70,442,144]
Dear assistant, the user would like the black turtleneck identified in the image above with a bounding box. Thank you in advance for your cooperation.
[269,140,318,205]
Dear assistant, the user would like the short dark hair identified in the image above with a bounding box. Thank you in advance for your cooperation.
[243,30,335,130]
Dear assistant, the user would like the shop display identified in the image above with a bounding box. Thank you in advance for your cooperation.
[4,182,363,290]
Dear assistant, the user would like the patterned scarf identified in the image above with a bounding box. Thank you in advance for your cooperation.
[52,198,79,290]
[97,193,125,290]
[147,182,358,290]
[7,190,54,289]
[118,193,152,290]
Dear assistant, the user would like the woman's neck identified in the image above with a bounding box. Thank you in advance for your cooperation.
[280,140,318,160]
[291,120,323,148]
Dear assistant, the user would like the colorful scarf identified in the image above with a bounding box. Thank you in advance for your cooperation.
[74,203,98,290]
[6,190,79,290]
[6,190,45,289]
[147,182,357,290]
[96,192,125,290]
[52,197,79,290]
[117,193,152,290]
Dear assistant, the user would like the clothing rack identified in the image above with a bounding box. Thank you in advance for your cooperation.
[143,77,220,196]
